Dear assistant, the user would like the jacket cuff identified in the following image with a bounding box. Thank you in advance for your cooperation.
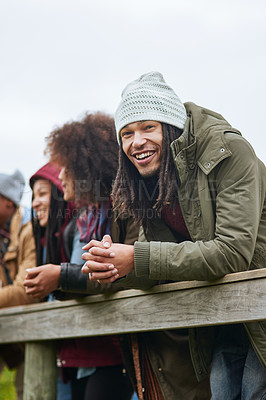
[60,263,69,290]
[134,241,150,277]
[60,263,87,291]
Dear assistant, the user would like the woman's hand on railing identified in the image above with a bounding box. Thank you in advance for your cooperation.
[23,264,61,298]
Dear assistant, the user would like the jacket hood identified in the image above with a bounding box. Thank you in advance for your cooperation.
[184,102,234,137]
[29,163,63,192]
[170,102,242,178]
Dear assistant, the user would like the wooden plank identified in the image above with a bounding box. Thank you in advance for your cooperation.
[1,268,266,317]
[0,275,265,343]
[23,341,57,400]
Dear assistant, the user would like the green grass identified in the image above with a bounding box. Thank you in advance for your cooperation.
[0,367,16,400]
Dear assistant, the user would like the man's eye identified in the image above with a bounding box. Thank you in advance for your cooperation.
[145,125,154,130]
[121,131,132,137]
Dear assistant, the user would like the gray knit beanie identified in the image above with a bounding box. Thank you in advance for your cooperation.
[0,169,25,206]
[115,71,187,141]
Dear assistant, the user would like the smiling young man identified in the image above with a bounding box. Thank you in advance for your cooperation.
[82,71,266,400]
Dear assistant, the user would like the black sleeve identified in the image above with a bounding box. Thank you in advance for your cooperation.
[59,262,130,296]
[60,263,87,292]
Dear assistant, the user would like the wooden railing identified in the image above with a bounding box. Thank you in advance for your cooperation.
[0,268,266,400]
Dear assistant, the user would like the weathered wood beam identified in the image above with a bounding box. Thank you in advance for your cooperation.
[0,269,265,344]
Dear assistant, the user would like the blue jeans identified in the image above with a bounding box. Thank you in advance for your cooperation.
[210,324,266,400]
[57,368,71,400]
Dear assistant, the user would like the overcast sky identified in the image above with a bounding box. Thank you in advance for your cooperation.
[1,0,265,207]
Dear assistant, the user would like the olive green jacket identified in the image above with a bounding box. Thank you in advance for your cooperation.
[118,102,266,382]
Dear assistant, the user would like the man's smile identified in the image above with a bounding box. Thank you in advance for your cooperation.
[132,150,157,166]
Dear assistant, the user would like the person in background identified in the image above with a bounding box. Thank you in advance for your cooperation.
[0,169,36,400]
[29,162,74,400]
[24,113,135,400]
[82,71,266,400]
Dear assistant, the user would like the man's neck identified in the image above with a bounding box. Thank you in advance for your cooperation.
[139,175,159,203]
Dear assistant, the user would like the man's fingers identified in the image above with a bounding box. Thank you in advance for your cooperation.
[82,240,102,251]
[81,261,116,273]
[88,247,115,257]
[81,249,114,261]
[102,234,112,248]
[89,270,119,281]
[82,235,113,251]
[97,275,120,285]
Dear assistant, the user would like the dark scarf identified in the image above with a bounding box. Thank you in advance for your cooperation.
[0,221,12,284]
[0,224,10,260]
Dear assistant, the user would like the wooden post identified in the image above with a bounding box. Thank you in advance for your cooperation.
[23,341,57,400]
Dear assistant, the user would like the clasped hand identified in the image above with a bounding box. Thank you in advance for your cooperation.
[81,235,134,284]
[24,264,61,299]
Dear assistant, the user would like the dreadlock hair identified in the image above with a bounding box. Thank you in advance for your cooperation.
[111,123,183,231]
[32,183,68,266]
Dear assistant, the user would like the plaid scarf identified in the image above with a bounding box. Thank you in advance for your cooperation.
[77,200,112,243]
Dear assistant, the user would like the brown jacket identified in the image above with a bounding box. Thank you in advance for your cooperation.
[0,207,37,308]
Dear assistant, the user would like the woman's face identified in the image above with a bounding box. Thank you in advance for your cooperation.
[58,167,75,202]
[32,179,52,227]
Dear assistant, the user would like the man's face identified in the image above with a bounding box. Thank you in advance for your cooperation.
[58,167,75,202]
[32,179,52,227]
[120,120,163,178]
[0,195,16,228]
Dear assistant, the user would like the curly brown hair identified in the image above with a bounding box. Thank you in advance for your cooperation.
[45,112,118,203]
